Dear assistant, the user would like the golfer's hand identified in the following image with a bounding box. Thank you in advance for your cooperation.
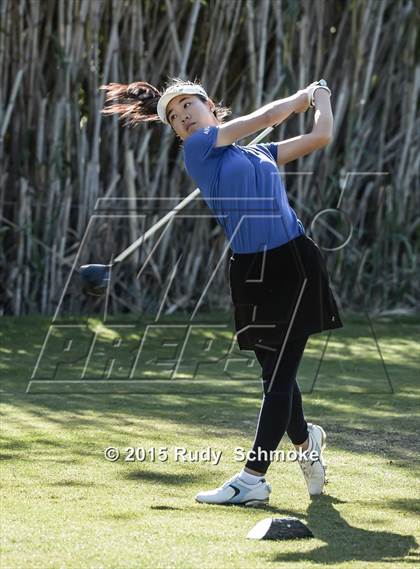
[294,82,321,113]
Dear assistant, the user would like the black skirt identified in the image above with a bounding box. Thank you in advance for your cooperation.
[228,234,344,350]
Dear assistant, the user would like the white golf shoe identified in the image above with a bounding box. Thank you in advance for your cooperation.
[298,423,327,496]
[195,473,271,506]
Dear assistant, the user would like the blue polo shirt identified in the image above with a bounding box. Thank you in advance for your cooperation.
[183,125,305,253]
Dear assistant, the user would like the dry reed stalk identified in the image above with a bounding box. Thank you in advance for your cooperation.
[0,0,418,316]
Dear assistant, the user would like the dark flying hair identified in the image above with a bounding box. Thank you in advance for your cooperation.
[99,76,231,127]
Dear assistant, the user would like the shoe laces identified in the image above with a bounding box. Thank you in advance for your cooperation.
[299,456,318,472]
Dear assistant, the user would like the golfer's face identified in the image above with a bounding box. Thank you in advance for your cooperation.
[166,95,217,140]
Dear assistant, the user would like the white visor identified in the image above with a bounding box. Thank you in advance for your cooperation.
[157,84,208,124]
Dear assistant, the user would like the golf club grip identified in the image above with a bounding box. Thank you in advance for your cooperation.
[113,123,277,264]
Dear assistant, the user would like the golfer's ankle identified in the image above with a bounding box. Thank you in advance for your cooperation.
[244,466,265,476]
[294,437,310,452]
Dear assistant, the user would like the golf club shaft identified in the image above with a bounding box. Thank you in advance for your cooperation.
[113,123,277,264]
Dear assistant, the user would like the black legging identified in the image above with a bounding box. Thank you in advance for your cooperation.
[245,335,310,474]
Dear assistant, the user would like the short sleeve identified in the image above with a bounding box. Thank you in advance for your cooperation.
[183,125,226,194]
[183,125,222,162]
[254,142,278,163]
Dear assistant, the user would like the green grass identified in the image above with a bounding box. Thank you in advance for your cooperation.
[1,313,419,568]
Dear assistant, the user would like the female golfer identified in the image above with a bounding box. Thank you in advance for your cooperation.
[101,77,343,506]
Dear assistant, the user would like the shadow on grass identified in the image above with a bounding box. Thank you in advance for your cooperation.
[123,467,304,514]
[104,506,183,519]
[48,480,98,487]
[150,505,182,511]
[386,499,420,515]
[125,470,200,485]
[2,316,420,564]
[271,494,418,565]
[1,315,419,467]
[348,498,420,517]
[106,512,143,520]
[1,390,419,467]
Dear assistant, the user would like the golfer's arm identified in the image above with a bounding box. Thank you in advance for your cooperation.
[275,90,333,166]
[215,94,299,147]
[311,89,333,140]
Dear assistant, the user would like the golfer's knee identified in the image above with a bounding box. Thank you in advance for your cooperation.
[262,389,293,405]
[262,380,294,397]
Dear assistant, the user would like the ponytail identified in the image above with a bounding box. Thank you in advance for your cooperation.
[99,81,162,127]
